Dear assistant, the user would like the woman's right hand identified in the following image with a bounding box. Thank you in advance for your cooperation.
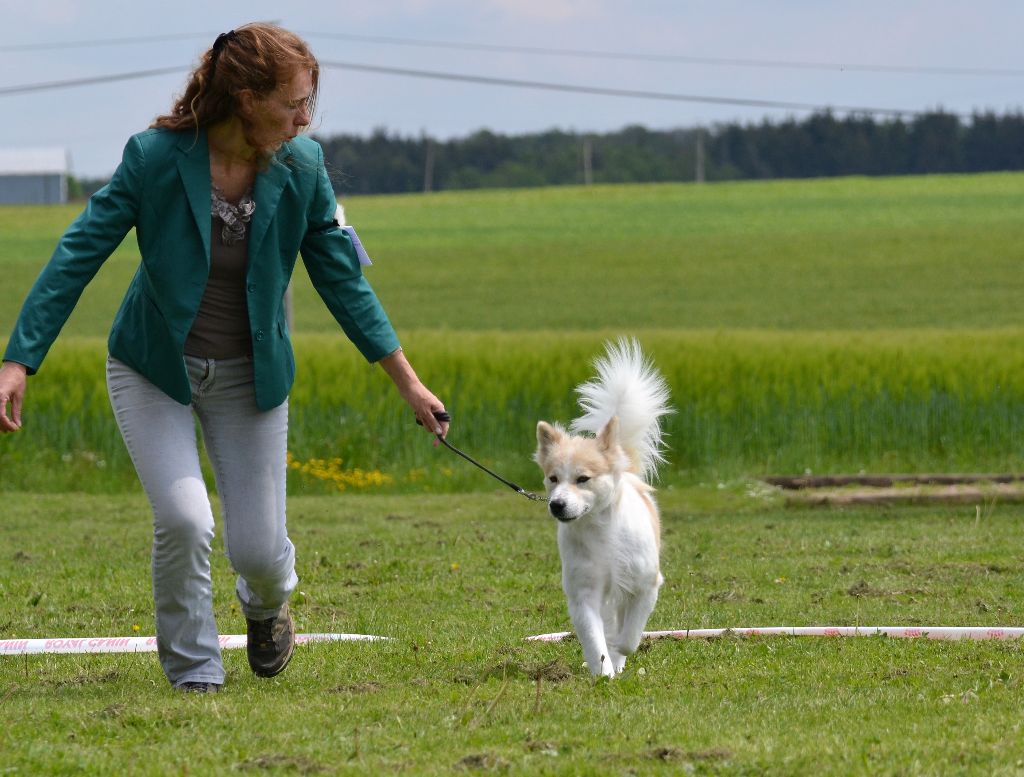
[0,361,27,432]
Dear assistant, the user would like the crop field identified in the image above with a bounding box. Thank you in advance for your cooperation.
[5,329,1024,495]
[4,173,1024,774]
[3,172,1024,493]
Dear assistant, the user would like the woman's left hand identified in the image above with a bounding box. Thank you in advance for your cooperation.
[377,349,450,438]
[404,383,450,438]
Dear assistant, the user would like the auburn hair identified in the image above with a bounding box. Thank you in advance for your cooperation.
[151,23,319,157]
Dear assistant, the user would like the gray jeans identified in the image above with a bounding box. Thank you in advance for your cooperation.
[106,355,297,687]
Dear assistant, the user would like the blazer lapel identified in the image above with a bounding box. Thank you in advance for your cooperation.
[249,148,293,264]
[175,130,212,262]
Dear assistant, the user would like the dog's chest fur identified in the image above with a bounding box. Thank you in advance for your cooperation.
[556,480,661,599]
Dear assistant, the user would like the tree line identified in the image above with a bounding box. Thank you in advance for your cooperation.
[76,111,1024,197]
[315,111,1024,195]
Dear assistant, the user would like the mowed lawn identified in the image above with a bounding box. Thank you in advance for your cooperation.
[3,490,1024,775]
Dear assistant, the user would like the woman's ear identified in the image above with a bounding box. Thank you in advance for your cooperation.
[236,89,257,119]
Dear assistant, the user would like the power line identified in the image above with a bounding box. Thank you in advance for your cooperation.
[0,67,187,97]
[319,60,962,118]
[2,29,1021,77]
[0,32,214,53]
[0,59,972,119]
[307,31,1024,78]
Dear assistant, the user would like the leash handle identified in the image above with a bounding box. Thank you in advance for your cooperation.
[417,411,546,502]
[416,410,452,428]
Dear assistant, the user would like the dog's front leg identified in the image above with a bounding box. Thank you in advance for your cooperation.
[567,593,615,677]
[612,584,660,659]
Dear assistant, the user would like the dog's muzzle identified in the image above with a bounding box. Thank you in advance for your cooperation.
[548,500,578,522]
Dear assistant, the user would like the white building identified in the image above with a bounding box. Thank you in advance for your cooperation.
[0,148,70,205]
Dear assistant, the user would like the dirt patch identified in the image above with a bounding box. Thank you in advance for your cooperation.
[55,670,121,687]
[846,580,894,598]
[459,658,575,684]
[454,753,510,771]
[708,589,745,603]
[846,580,926,598]
[235,755,326,774]
[327,681,383,694]
[525,660,573,682]
[642,746,733,763]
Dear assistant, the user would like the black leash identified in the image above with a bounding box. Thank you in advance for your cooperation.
[419,411,547,502]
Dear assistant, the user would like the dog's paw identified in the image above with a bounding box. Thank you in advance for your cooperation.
[610,653,627,674]
[600,654,619,678]
[587,654,618,678]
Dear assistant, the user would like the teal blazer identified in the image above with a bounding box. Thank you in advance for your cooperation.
[3,128,400,410]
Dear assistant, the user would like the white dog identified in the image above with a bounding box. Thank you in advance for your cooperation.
[535,339,672,677]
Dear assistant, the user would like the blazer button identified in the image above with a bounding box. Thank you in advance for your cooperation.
[255,329,265,341]
[247,283,256,293]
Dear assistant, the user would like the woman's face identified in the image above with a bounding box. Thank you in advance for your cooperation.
[248,67,314,150]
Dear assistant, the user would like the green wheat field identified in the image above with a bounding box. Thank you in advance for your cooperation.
[4,173,1024,774]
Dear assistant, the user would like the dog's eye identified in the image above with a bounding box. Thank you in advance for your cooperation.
[548,475,559,484]
[576,475,591,484]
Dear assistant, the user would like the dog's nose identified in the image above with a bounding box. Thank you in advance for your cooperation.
[549,499,566,518]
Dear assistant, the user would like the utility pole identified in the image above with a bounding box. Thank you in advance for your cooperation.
[695,128,706,183]
[423,137,435,193]
[582,135,593,185]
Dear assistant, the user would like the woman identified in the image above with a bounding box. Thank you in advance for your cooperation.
[0,23,449,693]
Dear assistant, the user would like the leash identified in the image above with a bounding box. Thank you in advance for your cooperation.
[419,411,547,502]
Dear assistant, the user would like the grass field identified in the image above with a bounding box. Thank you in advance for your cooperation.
[4,172,1024,492]
[4,174,1024,774]
[3,172,1024,337]
[4,490,1024,775]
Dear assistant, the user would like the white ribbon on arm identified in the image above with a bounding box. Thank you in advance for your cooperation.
[335,203,373,266]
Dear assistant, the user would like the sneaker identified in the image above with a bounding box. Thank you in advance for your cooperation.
[246,603,295,678]
[177,681,220,694]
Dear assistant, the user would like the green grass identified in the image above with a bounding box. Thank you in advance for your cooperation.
[4,329,1024,493]
[5,174,1024,773]
[3,173,1024,337]
[5,173,1024,491]
[4,490,1024,774]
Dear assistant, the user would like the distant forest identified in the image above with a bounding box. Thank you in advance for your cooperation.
[316,111,1024,195]
[75,111,1024,198]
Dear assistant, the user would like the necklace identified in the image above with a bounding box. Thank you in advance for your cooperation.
[210,185,255,245]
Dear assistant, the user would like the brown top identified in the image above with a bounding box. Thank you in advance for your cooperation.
[184,209,253,359]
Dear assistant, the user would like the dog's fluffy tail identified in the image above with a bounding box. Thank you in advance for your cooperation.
[570,338,673,482]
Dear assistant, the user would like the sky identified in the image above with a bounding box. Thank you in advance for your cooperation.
[2,0,1022,178]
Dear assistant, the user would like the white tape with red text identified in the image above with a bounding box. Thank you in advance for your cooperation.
[0,633,386,656]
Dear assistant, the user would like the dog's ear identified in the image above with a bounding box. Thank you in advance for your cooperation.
[597,416,620,453]
[536,421,563,459]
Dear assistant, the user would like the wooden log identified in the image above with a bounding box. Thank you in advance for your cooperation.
[787,483,1024,507]
[764,474,1024,490]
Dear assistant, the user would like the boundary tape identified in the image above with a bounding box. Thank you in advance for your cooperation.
[8,626,1022,654]
[0,633,387,656]
[525,626,1024,642]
